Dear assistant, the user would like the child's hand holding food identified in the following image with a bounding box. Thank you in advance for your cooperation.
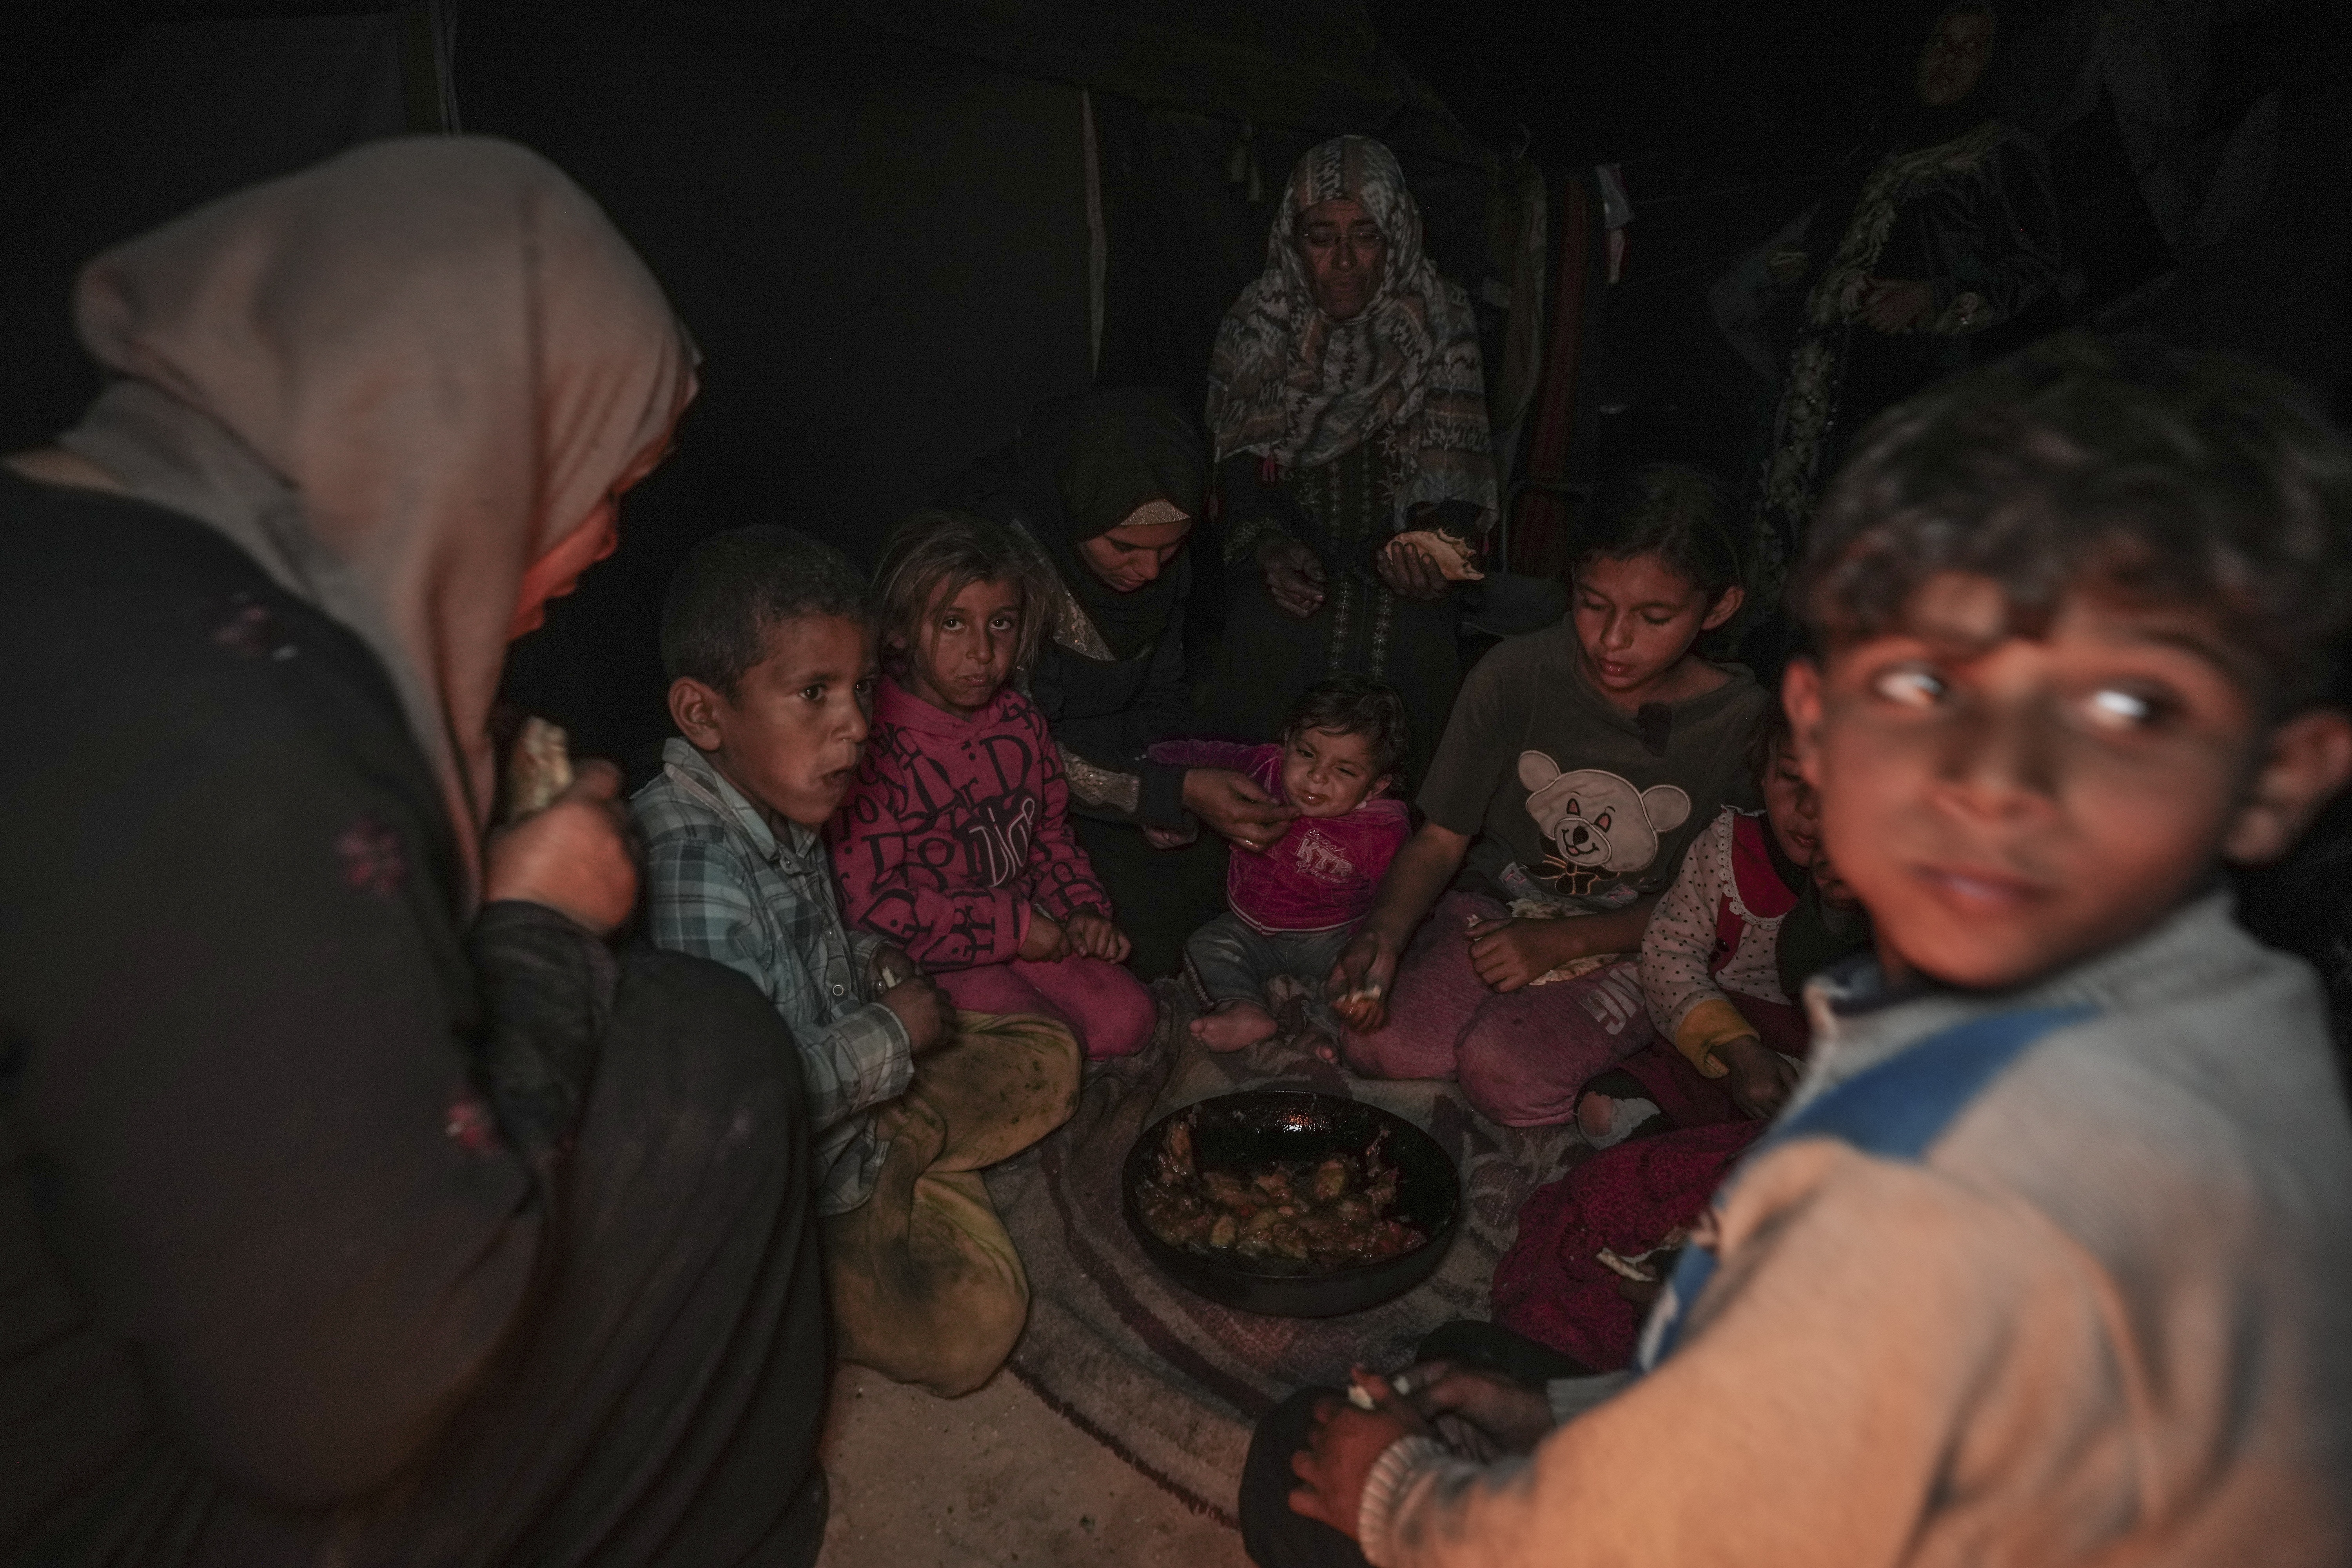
[1464,914,1591,992]
[1325,931,1398,1030]
[1289,1370,1432,1539]
[867,943,918,992]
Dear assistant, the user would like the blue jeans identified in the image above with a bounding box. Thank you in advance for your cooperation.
[1184,911,1355,1024]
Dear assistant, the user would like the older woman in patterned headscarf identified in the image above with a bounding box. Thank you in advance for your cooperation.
[1204,134,1498,784]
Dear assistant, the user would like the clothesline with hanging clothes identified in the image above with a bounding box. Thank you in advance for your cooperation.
[1494,163,1627,578]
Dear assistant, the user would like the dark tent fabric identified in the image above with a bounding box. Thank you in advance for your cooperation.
[457,2,1102,772]
[0,0,1504,777]
[756,0,1487,158]
[0,14,411,456]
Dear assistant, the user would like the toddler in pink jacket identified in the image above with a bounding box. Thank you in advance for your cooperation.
[831,510,1155,1058]
[1152,678,1411,1054]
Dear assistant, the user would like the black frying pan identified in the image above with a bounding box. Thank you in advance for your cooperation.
[1121,1090,1461,1318]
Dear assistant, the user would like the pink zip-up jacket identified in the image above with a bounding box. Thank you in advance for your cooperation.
[1146,739,1409,934]
[829,679,1111,969]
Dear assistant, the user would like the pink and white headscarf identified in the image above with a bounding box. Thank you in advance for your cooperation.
[59,136,698,906]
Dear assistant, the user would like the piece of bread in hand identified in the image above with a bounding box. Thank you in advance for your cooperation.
[501,715,574,820]
[1391,528,1485,581]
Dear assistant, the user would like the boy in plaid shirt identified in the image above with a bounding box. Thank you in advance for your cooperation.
[633,526,1078,1397]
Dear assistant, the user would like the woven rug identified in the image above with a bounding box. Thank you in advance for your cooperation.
[984,981,1591,1523]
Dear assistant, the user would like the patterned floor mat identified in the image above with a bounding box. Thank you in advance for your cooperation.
[984,981,1591,1521]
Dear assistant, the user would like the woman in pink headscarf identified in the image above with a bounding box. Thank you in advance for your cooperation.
[0,139,829,1566]
[1203,134,1499,785]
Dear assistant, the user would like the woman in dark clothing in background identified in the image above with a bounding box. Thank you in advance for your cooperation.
[944,388,1296,979]
[0,138,831,1566]
[1751,0,2059,604]
[1204,134,1499,785]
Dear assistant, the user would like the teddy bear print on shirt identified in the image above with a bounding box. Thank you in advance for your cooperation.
[1514,751,1691,900]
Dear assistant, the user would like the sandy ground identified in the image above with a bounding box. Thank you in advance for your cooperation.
[815,1363,1253,1568]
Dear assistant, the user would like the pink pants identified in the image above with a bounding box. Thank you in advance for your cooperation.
[934,956,1156,1060]
[1340,891,1657,1127]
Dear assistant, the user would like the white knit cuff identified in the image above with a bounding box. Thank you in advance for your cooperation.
[1357,1434,1451,1567]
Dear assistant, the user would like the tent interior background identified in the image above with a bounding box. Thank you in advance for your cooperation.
[2,0,2344,786]
[4,0,2352,1538]
[1,0,1508,779]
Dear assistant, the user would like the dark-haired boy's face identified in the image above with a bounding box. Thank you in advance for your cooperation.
[1784,572,2352,990]
[1280,725,1386,819]
[670,613,877,831]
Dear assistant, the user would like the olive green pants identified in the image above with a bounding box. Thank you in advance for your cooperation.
[820,1010,1080,1397]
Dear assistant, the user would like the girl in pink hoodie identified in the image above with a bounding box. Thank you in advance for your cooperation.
[830,510,1156,1058]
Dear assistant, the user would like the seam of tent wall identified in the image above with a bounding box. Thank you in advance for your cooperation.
[0,0,1537,781]
[723,0,1495,170]
[81,0,1490,167]
[133,0,1513,419]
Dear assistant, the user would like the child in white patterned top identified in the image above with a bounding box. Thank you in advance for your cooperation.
[1574,706,1871,1148]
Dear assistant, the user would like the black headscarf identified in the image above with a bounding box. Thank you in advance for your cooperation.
[1810,0,2009,259]
[948,388,1207,661]
[1885,0,2006,151]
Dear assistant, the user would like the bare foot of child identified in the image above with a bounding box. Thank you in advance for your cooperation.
[1575,1087,1664,1150]
[1576,1090,1619,1141]
[1191,1000,1278,1052]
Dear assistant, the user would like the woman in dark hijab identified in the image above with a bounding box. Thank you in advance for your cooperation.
[945,388,1294,978]
[0,138,828,1566]
[1750,0,2060,602]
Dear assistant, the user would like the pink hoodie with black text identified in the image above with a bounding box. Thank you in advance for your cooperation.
[829,678,1109,968]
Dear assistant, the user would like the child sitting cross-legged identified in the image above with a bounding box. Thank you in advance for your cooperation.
[829,508,1155,1060]
[1247,336,2352,1567]
[1327,463,1769,1127]
[1150,677,1414,1057]
[633,526,1079,1399]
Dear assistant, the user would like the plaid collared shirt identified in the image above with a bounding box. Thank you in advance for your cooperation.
[633,738,911,1214]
